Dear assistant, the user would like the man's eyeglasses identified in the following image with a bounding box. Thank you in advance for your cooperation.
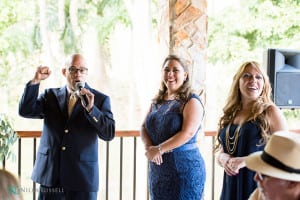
[68,66,88,74]
[257,172,269,181]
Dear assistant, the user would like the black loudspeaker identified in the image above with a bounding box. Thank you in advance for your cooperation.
[265,48,300,109]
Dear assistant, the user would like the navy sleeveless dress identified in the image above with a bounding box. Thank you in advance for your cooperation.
[145,93,206,200]
[219,121,265,200]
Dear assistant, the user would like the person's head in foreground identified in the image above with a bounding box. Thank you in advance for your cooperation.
[245,131,300,200]
[0,169,23,200]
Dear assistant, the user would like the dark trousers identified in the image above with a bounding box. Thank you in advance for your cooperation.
[38,185,97,200]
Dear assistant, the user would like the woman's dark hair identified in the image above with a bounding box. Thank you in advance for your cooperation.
[153,55,193,104]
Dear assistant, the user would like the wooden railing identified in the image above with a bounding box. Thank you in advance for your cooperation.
[13,130,145,200]
[2,129,300,200]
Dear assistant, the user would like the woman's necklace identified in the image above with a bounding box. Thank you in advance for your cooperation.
[225,123,242,155]
[166,94,177,100]
[165,91,178,101]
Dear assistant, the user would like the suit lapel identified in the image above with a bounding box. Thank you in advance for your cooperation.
[55,87,68,117]
[54,84,92,118]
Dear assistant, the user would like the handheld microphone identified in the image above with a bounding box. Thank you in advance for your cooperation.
[75,82,89,107]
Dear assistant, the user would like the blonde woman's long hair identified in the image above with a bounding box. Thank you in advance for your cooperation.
[0,169,23,200]
[153,55,194,104]
[215,61,274,151]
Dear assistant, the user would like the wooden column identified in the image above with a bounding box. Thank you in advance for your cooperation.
[159,0,208,94]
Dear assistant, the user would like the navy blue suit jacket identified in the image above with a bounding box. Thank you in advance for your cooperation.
[19,82,115,192]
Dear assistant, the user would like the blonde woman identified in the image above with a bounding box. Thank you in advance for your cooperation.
[215,61,288,200]
[0,169,23,200]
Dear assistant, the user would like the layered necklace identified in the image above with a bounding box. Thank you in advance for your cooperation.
[225,122,243,155]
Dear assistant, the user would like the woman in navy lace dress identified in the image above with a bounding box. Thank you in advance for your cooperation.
[141,55,206,200]
[215,61,288,200]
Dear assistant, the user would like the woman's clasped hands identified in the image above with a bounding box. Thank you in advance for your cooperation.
[224,156,246,176]
[145,145,163,165]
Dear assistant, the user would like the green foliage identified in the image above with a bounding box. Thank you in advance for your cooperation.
[282,109,300,128]
[207,0,300,126]
[208,0,300,64]
[0,0,131,59]
[0,0,132,88]
[270,0,300,6]
[0,0,36,89]
[0,114,17,161]
[28,0,131,54]
[83,0,131,49]
[283,109,300,118]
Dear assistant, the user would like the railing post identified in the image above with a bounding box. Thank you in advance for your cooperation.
[2,157,5,169]
[106,141,110,200]
[133,137,137,200]
[120,137,123,200]
[212,136,215,200]
[18,137,21,177]
[33,138,37,200]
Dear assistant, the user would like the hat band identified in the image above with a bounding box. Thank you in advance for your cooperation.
[261,151,300,174]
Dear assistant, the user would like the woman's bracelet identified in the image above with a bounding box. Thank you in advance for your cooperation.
[158,144,163,155]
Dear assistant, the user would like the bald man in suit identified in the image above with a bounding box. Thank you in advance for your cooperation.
[19,54,115,200]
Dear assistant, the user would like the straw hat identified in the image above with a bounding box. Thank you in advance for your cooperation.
[246,130,300,182]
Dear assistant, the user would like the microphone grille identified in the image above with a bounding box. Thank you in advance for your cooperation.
[75,82,84,90]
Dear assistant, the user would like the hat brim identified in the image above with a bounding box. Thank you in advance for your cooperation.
[246,151,300,182]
